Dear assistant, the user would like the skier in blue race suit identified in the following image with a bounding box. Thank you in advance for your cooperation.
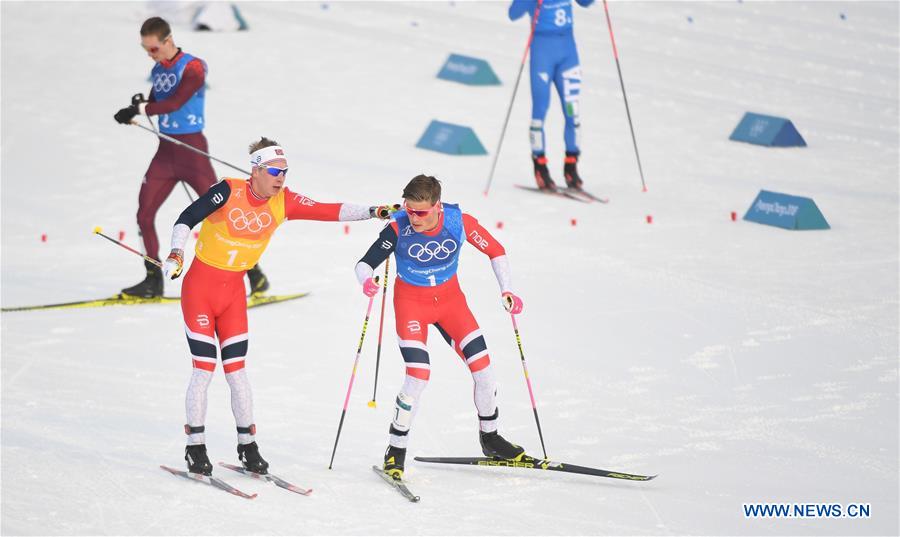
[509,0,593,191]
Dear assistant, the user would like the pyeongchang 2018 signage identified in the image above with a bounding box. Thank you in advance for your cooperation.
[743,190,830,230]
[437,54,501,86]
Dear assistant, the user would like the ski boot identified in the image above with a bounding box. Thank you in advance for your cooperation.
[563,152,584,190]
[237,441,269,475]
[383,445,406,480]
[532,155,557,191]
[480,431,526,461]
[184,444,213,476]
[246,264,269,295]
[121,259,163,298]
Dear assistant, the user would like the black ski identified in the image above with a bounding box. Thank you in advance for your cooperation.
[160,465,258,499]
[413,456,656,482]
[218,462,312,496]
[514,184,590,203]
[562,187,609,204]
[372,465,420,502]
[2,292,308,313]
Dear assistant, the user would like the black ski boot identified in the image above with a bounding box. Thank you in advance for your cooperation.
[532,155,557,191]
[246,264,269,295]
[237,441,269,475]
[383,444,406,480]
[121,259,163,298]
[563,152,584,190]
[480,431,526,461]
[184,444,213,476]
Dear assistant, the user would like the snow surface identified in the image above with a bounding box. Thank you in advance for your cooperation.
[1,1,898,535]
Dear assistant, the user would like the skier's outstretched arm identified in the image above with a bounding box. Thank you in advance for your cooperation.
[284,189,396,222]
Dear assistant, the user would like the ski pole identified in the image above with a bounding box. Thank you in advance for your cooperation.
[368,258,391,408]
[601,0,648,192]
[129,121,252,176]
[483,0,545,197]
[93,226,162,268]
[182,182,195,202]
[133,113,199,201]
[509,312,548,459]
[328,282,378,469]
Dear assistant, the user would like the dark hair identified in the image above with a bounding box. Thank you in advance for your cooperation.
[248,137,280,154]
[402,175,442,204]
[140,17,171,40]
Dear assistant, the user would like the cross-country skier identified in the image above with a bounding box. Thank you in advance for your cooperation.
[509,0,593,190]
[354,175,527,480]
[113,16,270,298]
[161,137,396,476]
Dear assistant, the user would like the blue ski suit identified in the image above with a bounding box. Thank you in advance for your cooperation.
[509,0,593,156]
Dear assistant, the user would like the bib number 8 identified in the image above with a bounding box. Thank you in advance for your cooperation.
[555,8,567,26]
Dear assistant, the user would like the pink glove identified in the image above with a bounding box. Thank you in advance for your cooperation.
[363,277,380,297]
[501,292,523,314]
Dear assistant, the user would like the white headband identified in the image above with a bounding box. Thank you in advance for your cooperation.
[250,145,288,166]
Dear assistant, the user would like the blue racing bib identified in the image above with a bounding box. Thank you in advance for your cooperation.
[392,204,465,287]
[150,53,206,134]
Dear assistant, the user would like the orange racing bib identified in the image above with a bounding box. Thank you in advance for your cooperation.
[194,178,286,271]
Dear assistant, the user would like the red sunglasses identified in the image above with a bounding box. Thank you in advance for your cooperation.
[142,34,171,54]
[403,201,440,218]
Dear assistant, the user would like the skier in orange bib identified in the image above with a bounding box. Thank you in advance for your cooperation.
[161,137,396,476]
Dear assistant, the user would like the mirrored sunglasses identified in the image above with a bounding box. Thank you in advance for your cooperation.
[403,201,438,218]
[264,166,288,177]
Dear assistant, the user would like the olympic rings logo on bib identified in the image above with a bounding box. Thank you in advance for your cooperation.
[153,73,178,93]
[408,239,458,262]
[228,207,272,233]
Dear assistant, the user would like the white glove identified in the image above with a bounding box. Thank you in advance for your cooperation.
[163,249,184,280]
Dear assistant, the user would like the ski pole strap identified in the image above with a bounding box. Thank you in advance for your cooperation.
[236,424,257,435]
[184,424,205,434]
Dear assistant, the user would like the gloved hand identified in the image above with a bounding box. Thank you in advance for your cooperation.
[163,249,184,280]
[113,93,147,125]
[362,276,381,297]
[370,204,401,220]
[501,291,523,314]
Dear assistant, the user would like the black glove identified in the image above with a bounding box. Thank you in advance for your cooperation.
[113,93,147,125]
[113,105,138,124]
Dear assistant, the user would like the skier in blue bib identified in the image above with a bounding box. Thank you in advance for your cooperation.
[509,0,593,191]
[112,17,270,298]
